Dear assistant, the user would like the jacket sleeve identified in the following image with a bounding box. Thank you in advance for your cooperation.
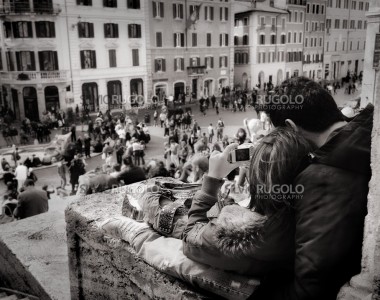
[255,166,368,300]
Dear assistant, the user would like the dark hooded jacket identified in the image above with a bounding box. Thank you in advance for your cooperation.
[253,104,373,299]
[182,175,295,276]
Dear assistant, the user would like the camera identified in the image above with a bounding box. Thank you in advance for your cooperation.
[228,143,255,163]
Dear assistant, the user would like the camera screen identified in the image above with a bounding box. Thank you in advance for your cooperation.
[235,148,250,161]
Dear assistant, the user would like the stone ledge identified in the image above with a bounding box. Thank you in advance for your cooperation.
[0,211,71,300]
[65,187,209,300]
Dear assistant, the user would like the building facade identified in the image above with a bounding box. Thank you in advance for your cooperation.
[360,0,379,107]
[234,0,288,89]
[324,0,369,80]
[303,0,326,80]
[0,0,147,121]
[145,0,234,102]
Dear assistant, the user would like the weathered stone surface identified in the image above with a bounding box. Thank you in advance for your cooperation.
[66,186,209,300]
[0,211,71,300]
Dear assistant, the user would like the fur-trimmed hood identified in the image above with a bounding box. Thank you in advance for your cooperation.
[214,204,267,258]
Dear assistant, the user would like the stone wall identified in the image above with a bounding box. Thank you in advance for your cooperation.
[65,189,208,300]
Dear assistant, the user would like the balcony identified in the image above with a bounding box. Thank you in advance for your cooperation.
[187,66,206,76]
[0,70,68,84]
[0,2,61,16]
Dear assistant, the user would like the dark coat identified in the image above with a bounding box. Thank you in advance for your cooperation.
[15,188,49,219]
[182,176,295,276]
[254,104,373,300]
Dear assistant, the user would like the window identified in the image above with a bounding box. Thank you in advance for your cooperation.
[320,23,324,31]
[189,5,200,21]
[153,1,164,18]
[243,35,249,45]
[104,23,119,38]
[78,22,94,38]
[294,11,298,23]
[103,0,117,7]
[350,41,352,50]
[155,58,166,72]
[128,24,141,38]
[282,18,285,29]
[281,34,286,44]
[189,57,200,67]
[260,16,266,26]
[174,33,185,47]
[306,3,310,13]
[364,21,367,29]
[321,5,324,14]
[300,12,303,22]
[365,2,369,11]
[326,19,331,29]
[219,33,229,46]
[293,32,297,43]
[335,19,340,29]
[327,0,332,7]
[35,21,55,38]
[343,20,348,29]
[336,0,341,8]
[299,32,302,43]
[77,0,92,5]
[204,6,214,21]
[132,49,139,66]
[316,5,319,14]
[260,34,265,45]
[220,7,228,21]
[6,52,15,71]
[0,49,2,70]
[352,1,356,9]
[344,0,349,8]
[80,50,96,69]
[192,33,197,47]
[156,32,162,47]
[350,20,355,29]
[174,57,184,71]
[243,17,249,26]
[287,32,291,43]
[38,51,58,71]
[109,49,116,67]
[207,33,212,47]
[127,0,140,9]
[205,56,214,69]
[305,37,308,47]
[219,55,228,68]
[270,34,276,44]
[312,4,315,13]
[326,41,329,51]
[335,41,337,51]
[12,21,33,38]
[173,3,184,19]
[320,37,323,46]
[357,20,362,29]
[288,11,292,22]
[306,21,309,32]
[258,52,262,63]
[358,1,363,10]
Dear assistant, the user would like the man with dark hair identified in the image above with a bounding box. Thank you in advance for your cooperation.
[14,179,49,220]
[253,77,373,300]
[117,156,146,186]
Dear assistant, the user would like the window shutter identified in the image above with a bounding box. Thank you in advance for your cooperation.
[90,23,94,37]
[210,7,214,20]
[128,25,132,38]
[225,8,228,21]
[38,51,44,70]
[197,57,200,66]
[204,6,208,20]
[92,51,96,68]
[162,59,166,71]
[173,33,177,47]
[51,22,56,37]
[211,57,214,68]
[219,34,222,46]
[30,51,36,70]
[12,22,19,38]
[104,24,108,37]
[115,24,119,38]
[219,56,222,68]
[179,4,183,19]
[225,34,228,46]
[181,58,184,70]
[181,33,185,47]
[78,23,82,37]
[80,51,85,69]
[189,58,193,67]
[173,3,176,18]
[225,56,227,67]
[160,2,164,18]
[15,52,21,71]
[137,25,141,38]
[174,58,177,71]
[220,7,223,20]
[54,51,59,70]
[27,22,33,37]
[153,1,157,17]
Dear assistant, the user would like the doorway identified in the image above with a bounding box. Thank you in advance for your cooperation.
[45,86,60,113]
[174,82,185,101]
[11,89,20,120]
[107,80,122,110]
[192,79,197,99]
[23,87,39,121]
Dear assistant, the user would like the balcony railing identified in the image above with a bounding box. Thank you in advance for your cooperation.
[0,2,61,16]
[187,66,206,76]
[0,70,68,82]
